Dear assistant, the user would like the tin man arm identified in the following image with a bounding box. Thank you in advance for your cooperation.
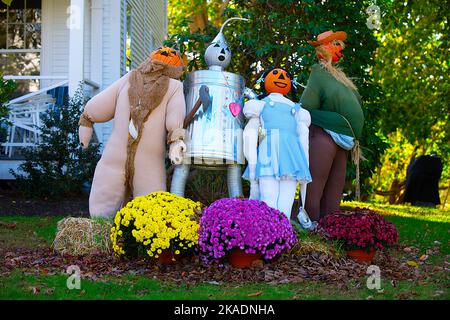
[166,81,187,165]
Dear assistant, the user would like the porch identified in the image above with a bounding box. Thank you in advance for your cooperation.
[0,0,122,177]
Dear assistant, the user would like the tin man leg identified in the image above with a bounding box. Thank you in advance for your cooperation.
[227,164,243,198]
[170,164,191,197]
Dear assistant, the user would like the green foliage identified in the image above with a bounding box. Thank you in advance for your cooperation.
[371,0,449,204]
[165,0,390,198]
[374,0,449,143]
[11,88,101,199]
[0,75,16,142]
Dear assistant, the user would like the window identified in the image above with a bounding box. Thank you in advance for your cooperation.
[0,0,42,95]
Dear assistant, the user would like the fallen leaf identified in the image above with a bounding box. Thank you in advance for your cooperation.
[251,259,264,269]
[0,221,17,229]
[45,288,55,295]
[29,286,40,295]
[419,254,429,261]
[247,291,263,297]
[406,260,418,267]
[77,290,86,297]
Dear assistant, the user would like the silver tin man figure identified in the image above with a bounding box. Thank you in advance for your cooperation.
[170,18,250,198]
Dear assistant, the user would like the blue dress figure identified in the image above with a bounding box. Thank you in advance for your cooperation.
[243,68,312,220]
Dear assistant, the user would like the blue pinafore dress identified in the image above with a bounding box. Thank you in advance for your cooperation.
[243,96,312,183]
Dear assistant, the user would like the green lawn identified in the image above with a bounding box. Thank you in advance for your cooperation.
[0,202,449,300]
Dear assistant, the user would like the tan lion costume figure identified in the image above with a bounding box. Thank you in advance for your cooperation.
[78,47,187,218]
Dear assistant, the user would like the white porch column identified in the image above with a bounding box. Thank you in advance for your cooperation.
[90,0,103,88]
[68,0,85,96]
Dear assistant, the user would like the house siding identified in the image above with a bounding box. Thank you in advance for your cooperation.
[120,0,167,75]
[41,0,166,90]
[41,0,70,87]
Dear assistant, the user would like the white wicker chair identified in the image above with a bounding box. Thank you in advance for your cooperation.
[2,94,55,157]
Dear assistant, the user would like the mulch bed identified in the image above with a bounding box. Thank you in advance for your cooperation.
[0,247,421,286]
[0,186,427,287]
[0,190,89,217]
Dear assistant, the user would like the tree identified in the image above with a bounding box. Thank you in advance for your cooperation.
[166,0,390,198]
[12,87,101,199]
[168,0,231,34]
[370,0,449,204]
[374,0,449,143]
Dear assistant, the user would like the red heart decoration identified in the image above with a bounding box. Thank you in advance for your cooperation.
[229,102,241,117]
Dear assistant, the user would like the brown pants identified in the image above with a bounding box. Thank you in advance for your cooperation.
[305,125,348,221]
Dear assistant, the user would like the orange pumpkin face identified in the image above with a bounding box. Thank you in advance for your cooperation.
[150,47,184,67]
[264,68,292,95]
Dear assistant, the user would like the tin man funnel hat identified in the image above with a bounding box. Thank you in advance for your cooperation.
[211,17,249,46]
[205,17,249,69]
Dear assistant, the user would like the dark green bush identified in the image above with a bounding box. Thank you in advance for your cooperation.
[0,75,16,143]
[12,87,101,199]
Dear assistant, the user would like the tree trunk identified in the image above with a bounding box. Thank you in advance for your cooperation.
[189,1,209,32]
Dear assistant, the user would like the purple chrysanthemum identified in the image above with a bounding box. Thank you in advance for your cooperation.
[198,198,298,261]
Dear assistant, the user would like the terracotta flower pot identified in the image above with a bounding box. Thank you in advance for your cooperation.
[346,248,376,264]
[157,250,178,265]
[229,249,263,268]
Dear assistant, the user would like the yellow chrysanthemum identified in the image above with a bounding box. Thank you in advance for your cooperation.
[110,191,201,258]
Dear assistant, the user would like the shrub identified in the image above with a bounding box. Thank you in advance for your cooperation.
[199,198,297,262]
[11,87,101,199]
[0,75,16,143]
[317,207,399,251]
[111,192,202,261]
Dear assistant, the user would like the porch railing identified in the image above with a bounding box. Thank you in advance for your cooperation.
[1,76,100,158]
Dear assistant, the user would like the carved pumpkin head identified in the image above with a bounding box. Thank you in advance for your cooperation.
[263,68,292,95]
[150,47,185,67]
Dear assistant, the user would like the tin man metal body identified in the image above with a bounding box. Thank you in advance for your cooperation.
[170,18,249,198]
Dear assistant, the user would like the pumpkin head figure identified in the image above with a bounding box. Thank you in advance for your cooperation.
[150,47,185,67]
[263,68,292,95]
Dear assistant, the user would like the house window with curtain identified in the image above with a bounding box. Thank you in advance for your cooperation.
[0,0,42,96]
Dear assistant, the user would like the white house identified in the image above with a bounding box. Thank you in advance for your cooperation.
[0,0,168,179]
